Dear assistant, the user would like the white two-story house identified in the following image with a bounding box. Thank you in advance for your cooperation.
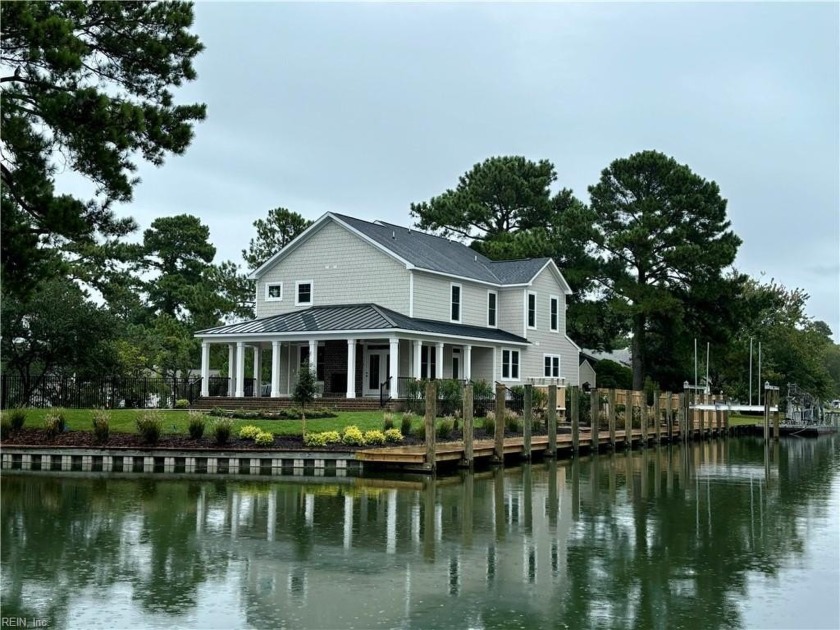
[195,213,580,401]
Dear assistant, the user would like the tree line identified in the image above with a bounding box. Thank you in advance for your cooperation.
[1,2,837,403]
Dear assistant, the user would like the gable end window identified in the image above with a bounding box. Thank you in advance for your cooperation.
[487,291,497,327]
[543,354,560,378]
[527,292,537,329]
[450,283,462,323]
[265,282,283,302]
[502,349,520,380]
[295,281,313,306]
[549,296,559,332]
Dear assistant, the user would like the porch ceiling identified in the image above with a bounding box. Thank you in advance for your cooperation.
[195,303,528,345]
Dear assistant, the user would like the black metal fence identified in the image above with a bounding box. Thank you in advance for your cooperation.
[0,374,204,410]
[392,377,524,417]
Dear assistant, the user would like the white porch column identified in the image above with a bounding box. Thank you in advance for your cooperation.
[346,339,357,398]
[271,341,282,398]
[228,344,236,396]
[252,345,262,397]
[464,345,472,381]
[200,342,210,396]
[309,339,318,375]
[389,337,399,393]
[435,342,444,380]
[235,341,245,398]
[413,340,422,379]
[492,347,498,383]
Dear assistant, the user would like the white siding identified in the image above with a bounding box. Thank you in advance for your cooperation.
[256,221,411,318]
[579,360,597,388]
[498,288,523,337]
[519,267,578,385]
[412,272,493,328]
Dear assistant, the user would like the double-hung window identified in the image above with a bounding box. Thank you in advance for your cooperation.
[527,292,537,329]
[487,291,497,327]
[295,280,313,306]
[549,296,559,332]
[502,349,520,380]
[543,354,560,378]
[450,283,462,323]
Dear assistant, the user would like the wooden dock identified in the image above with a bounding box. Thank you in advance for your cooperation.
[356,426,726,472]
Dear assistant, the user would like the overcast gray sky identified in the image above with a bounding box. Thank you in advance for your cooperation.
[118,1,839,338]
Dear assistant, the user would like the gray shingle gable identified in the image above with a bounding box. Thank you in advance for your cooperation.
[334,213,549,286]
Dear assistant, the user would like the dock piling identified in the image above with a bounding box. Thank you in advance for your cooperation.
[424,381,437,472]
[462,383,474,468]
[571,386,580,454]
[547,384,557,457]
[493,383,505,464]
[523,384,533,460]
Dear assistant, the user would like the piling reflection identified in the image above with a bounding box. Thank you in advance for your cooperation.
[1,436,838,629]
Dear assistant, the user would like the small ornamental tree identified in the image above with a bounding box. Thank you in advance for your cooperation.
[293,360,318,434]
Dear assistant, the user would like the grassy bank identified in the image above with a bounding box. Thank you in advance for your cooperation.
[9,408,402,437]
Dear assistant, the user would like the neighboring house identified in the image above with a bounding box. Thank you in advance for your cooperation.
[579,354,598,389]
[195,213,580,399]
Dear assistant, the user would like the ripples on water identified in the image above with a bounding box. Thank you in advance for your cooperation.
[1,437,838,629]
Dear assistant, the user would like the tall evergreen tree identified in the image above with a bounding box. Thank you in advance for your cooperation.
[242,207,311,271]
[586,150,741,390]
[0,1,206,296]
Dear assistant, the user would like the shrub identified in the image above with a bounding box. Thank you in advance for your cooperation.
[483,415,496,436]
[7,408,26,432]
[186,411,206,439]
[212,418,232,445]
[400,413,414,436]
[239,425,261,440]
[304,432,327,447]
[136,411,163,444]
[384,428,403,443]
[363,430,386,446]
[321,430,341,444]
[383,412,395,431]
[505,411,523,433]
[532,387,547,410]
[92,410,110,444]
[341,425,366,446]
[174,399,190,409]
[473,379,494,399]
[254,430,274,446]
[43,409,67,439]
[436,418,454,440]
[412,424,426,440]
[532,418,543,434]
[438,379,462,416]
[1,416,12,439]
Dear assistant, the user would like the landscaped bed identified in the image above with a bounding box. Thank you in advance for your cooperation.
[0,407,540,452]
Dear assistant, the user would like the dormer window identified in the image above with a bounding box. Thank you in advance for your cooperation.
[265,282,283,301]
[450,283,462,323]
[296,280,313,306]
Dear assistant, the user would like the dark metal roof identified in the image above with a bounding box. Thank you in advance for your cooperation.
[196,304,529,344]
[334,213,550,285]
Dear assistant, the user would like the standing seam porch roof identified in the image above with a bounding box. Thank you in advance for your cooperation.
[196,304,529,344]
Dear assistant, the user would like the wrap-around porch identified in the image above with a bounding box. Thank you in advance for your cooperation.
[199,336,498,400]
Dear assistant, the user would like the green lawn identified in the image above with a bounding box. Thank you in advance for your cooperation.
[728,413,767,426]
[12,408,409,437]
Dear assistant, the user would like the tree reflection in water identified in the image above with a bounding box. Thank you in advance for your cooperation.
[1,436,838,629]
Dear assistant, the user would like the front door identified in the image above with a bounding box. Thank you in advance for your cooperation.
[363,349,390,397]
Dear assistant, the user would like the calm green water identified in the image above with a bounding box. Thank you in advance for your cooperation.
[1,437,838,629]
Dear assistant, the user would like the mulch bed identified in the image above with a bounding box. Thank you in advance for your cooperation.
[1,427,545,452]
